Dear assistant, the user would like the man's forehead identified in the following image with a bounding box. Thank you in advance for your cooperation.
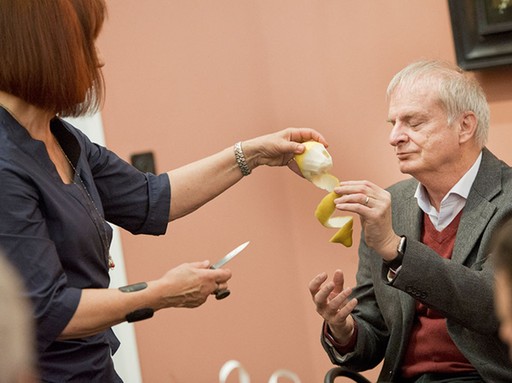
[388,84,442,116]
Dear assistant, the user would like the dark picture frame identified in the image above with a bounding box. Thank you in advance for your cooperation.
[448,0,512,70]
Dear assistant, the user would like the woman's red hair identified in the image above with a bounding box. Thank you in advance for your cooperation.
[0,0,107,117]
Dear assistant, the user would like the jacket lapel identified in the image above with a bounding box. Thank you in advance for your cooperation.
[452,148,501,264]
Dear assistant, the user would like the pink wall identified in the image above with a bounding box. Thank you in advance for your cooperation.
[97,1,512,382]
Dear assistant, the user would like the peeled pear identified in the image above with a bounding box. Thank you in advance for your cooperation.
[295,142,353,247]
[294,141,339,192]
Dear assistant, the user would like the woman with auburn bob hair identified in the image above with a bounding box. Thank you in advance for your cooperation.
[0,0,327,381]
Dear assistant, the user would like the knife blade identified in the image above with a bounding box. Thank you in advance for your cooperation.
[211,241,250,269]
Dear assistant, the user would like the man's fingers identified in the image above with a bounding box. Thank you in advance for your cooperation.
[308,272,328,298]
[309,272,356,322]
[332,270,345,294]
[335,298,358,321]
[314,281,336,307]
[330,287,353,305]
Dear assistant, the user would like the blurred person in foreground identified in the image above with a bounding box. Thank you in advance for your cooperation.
[0,253,38,383]
[309,60,512,382]
[0,0,326,381]
[490,212,512,362]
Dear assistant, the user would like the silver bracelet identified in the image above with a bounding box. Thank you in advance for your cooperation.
[234,141,251,176]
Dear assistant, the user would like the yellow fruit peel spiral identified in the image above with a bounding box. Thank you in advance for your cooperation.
[295,142,353,247]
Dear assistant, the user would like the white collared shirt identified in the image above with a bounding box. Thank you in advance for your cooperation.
[414,152,482,231]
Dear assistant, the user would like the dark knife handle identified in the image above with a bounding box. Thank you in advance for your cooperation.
[215,289,231,300]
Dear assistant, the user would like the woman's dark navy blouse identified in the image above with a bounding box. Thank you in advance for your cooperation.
[0,107,170,382]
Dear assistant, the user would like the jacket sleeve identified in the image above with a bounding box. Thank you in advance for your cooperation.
[71,126,171,235]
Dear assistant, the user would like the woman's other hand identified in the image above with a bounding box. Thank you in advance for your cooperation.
[156,260,232,309]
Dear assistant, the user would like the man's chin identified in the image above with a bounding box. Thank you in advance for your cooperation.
[397,162,414,175]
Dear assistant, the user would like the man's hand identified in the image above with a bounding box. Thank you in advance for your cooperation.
[309,270,357,345]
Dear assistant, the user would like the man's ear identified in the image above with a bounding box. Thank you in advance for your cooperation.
[458,111,478,144]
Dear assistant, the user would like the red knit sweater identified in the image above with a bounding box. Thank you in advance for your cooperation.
[401,212,475,378]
